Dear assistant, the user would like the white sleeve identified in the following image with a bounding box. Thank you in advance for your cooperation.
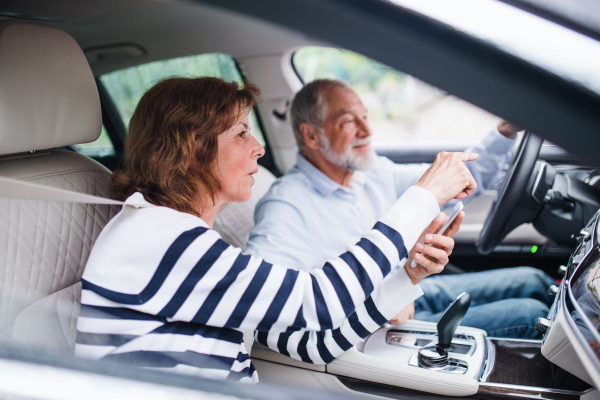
[82,187,438,343]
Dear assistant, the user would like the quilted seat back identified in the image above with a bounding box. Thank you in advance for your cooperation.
[0,152,119,352]
[0,21,116,352]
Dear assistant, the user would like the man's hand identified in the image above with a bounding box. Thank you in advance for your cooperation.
[405,211,464,285]
[389,302,414,325]
[415,152,478,206]
[497,120,522,139]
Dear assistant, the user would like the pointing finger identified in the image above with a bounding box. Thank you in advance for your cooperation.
[461,152,479,162]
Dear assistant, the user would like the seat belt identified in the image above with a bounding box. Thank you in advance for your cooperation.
[0,175,131,206]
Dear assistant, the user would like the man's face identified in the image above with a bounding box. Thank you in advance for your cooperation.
[320,86,375,171]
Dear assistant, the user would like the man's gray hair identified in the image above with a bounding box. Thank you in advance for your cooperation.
[290,79,351,153]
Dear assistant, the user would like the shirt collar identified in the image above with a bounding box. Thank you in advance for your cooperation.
[295,153,365,197]
[124,192,155,208]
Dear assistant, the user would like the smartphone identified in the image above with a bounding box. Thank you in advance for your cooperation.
[411,201,464,268]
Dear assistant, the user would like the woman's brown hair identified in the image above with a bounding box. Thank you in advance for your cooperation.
[111,77,260,216]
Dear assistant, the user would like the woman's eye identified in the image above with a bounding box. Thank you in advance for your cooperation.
[238,131,247,139]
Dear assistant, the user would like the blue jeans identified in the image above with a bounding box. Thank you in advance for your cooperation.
[414,267,555,339]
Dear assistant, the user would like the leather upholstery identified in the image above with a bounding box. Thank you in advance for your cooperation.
[213,165,276,250]
[0,151,119,351]
[0,21,101,155]
[0,21,115,353]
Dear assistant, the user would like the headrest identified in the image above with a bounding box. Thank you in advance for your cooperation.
[0,21,101,156]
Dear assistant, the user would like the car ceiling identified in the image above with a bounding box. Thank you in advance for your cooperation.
[1,0,600,166]
[0,0,321,76]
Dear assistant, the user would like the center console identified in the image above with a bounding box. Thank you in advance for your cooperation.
[363,325,489,380]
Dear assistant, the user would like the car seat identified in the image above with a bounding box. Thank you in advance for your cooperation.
[0,21,119,352]
[213,165,276,250]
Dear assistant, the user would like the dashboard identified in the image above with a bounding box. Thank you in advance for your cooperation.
[541,209,600,389]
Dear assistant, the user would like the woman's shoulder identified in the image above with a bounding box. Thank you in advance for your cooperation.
[83,193,219,290]
[95,192,212,255]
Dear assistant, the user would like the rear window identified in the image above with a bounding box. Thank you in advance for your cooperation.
[99,53,265,146]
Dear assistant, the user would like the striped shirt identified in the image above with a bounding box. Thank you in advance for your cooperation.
[75,186,438,382]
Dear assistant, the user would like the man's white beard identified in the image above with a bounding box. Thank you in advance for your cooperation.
[318,130,376,171]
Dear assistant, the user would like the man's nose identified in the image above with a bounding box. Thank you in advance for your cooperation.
[357,117,372,138]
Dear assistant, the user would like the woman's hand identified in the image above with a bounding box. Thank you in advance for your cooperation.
[415,152,478,206]
[404,211,464,285]
[389,301,415,325]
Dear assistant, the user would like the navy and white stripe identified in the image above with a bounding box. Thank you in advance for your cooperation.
[76,191,428,382]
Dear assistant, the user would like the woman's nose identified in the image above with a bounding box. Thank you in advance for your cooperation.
[252,136,265,159]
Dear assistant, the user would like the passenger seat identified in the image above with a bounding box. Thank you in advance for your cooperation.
[0,21,119,352]
[213,165,276,250]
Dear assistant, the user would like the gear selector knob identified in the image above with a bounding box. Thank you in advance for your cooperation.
[437,292,471,348]
[418,345,449,368]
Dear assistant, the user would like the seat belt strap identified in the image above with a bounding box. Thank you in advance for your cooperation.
[0,175,125,205]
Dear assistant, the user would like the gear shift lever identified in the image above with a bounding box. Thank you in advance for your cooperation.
[417,292,471,369]
[437,292,471,348]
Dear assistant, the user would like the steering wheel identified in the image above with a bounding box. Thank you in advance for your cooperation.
[476,132,543,255]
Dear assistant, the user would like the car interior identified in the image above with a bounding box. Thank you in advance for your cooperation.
[1,1,600,400]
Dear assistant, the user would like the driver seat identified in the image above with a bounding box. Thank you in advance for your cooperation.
[0,21,119,352]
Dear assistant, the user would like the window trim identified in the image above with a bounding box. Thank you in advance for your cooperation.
[233,58,281,177]
[95,78,126,153]
[290,50,305,85]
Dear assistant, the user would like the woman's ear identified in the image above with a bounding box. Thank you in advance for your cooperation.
[300,123,321,150]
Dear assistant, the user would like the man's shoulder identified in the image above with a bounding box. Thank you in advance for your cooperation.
[259,168,314,204]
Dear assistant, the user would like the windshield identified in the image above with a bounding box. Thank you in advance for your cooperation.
[389,0,600,95]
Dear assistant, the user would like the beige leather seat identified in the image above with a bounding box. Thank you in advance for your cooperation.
[0,21,119,352]
[213,165,276,250]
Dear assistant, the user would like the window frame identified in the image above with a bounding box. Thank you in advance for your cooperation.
[86,54,279,176]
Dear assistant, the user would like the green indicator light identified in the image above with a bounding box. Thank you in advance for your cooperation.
[531,245,538,254]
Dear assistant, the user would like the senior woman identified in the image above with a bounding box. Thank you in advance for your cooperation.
[75,77,477,383]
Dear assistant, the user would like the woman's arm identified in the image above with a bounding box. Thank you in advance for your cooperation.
[81,152,476,351]
[82,186,438,334]
[255,269,420,364]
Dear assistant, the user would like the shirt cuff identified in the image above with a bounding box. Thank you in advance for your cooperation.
[379,185,439,254]
[370,263,423,320]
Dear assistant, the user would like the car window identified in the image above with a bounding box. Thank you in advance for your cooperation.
[293,46,500,146]
[72,125,115,157]
[99,53,265,146]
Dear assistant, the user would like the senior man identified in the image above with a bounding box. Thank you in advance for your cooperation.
[246,79,554,339]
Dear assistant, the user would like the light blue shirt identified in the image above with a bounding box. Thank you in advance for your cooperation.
[246,128,515,272]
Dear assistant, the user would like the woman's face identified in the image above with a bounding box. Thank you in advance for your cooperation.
[215,111,265,204]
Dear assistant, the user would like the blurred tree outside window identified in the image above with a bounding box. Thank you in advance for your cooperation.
[293,47,500,146]
[100,53,265,146]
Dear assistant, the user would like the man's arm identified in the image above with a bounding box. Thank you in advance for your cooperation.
[389,121,517,206]
[462,121,517,199]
